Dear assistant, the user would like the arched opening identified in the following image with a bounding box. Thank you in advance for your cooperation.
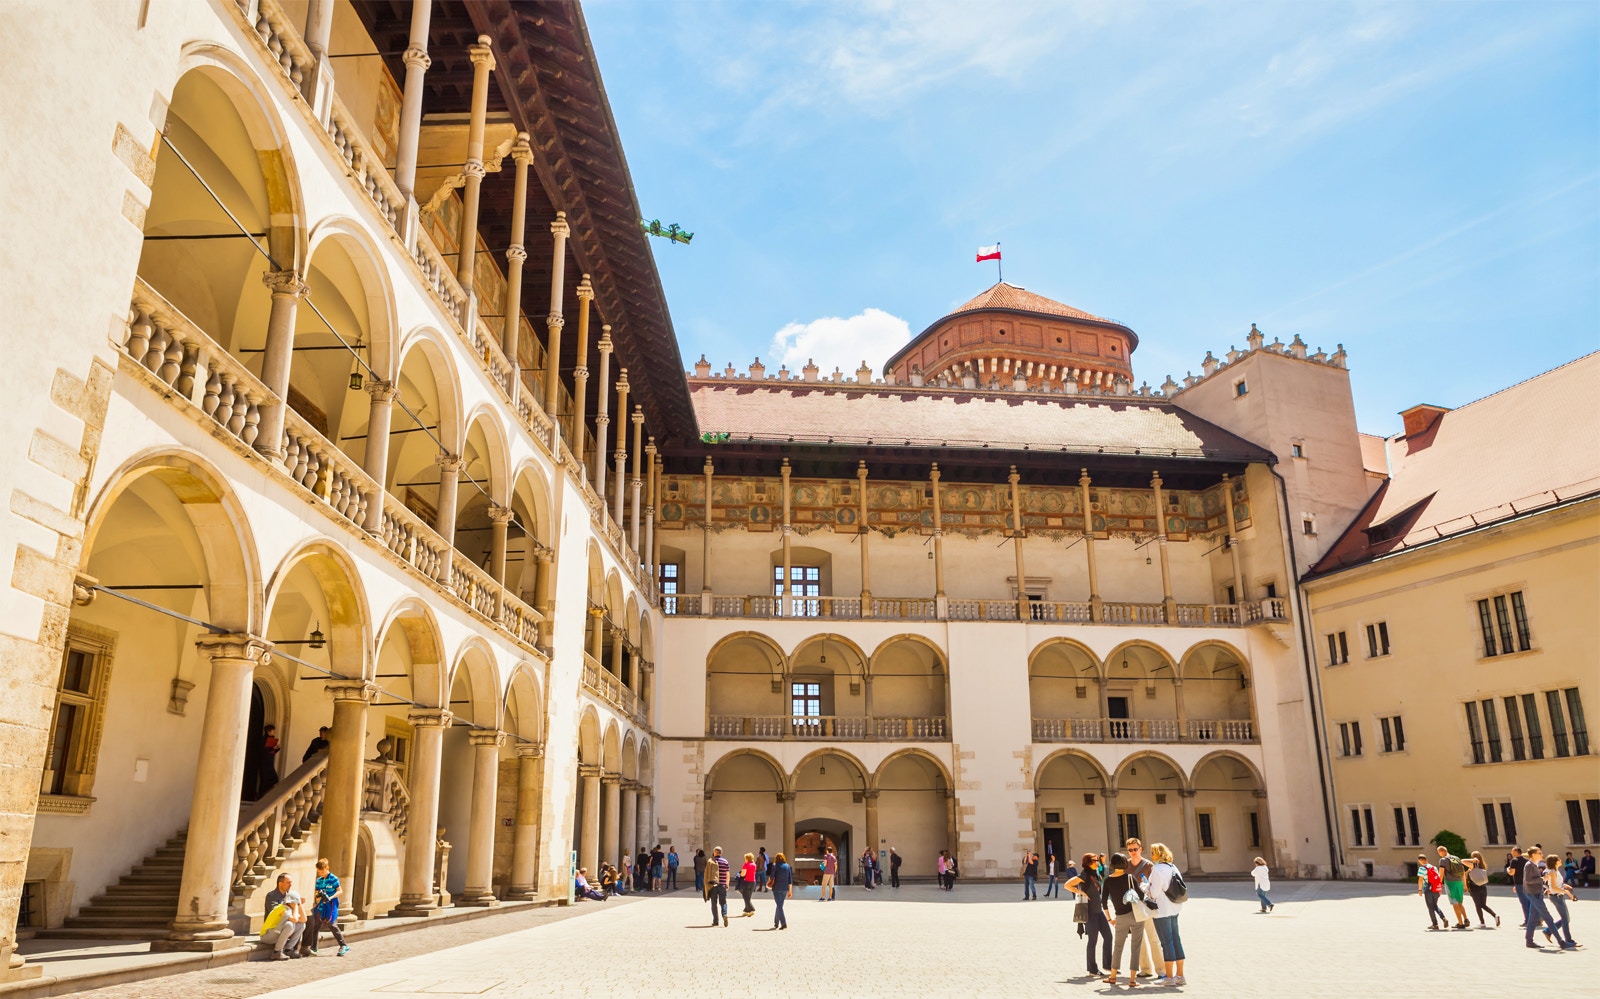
[703,752,784,863]
[507,466,553,605]
[574,709,602,875]
[1034,752,1110,868]
[792,750,867,885]
[787,636,868,739]
[451,412,510,572]
[385,335,462,534]
[1028,640,1102,741]
[869,638,948,739]
[1102,643,1179,741]
[439,644,500,897]
[874,753,952,873]
[1190,753,1268,873]
[370,601,447,794]
[1112,753,1186,847]
[705,634,786,737]
[1179,643,1256,741]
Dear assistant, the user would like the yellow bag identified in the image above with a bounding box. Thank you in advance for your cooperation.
[260,903,286,934]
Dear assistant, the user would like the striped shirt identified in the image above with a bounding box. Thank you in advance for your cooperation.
[713,855,731,887]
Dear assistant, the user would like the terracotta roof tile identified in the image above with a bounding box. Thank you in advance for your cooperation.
[952,282,1113,324]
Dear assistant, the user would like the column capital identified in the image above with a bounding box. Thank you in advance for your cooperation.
[550,211,570,239]
[578,763,603,778]
[463,159,486,180]
[488,503,516,526]
[572,365,588,380]
[861,790,880,801]
[598,328,614,352]
[469,729,506,748]
[1252,789,1268,799]
[403,45,431,71]
[857,459,868,479]
[631,405,645,426]
[195,633,271,666]
[505,244,527,265]
[777,791,795,803]
[468,35,496,70]
[408,707,454,729]
[326,679,377,702]
[261,269,308,299]
[1176,789,1198,799]
[1099,788,1119,799]
[1151,470,1164,489]
[616,368,630,393]
[435,451,463,473]
[1079,467,1092,487]
[1008,464,1020,486]
[601,772,622,786]
[510,131,533,167]
[533,543,554,564]
[703,457,714,475]
[366,379,398,403]
[576,273,593,301]
[929,462,941,481]
[545,312,565,330]
[645,438,658,458]
[515,742,544,760]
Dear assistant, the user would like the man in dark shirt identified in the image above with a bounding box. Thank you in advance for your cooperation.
[1022,852,1039,900]
[1523,848,1554,948]
[1507,848,1531,926]
[889,848,902,889]
[1581,850,1596,888]
[301,727,330,762]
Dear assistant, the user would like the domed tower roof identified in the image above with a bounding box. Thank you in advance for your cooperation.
[884,282,1138,392]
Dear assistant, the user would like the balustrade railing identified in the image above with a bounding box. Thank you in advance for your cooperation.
[1032,717,1257,743]
[667,593,1278,625]
[1102,602,1166,625]
[325,93,403,229]
[582,654,645,719]
[232,755,327,898]
[361,759,412,842]
[706,715,948,741]
[282,406,376,531]
[249,0,315,93]
[947,599,1021,621]
[1031,601,1094,623]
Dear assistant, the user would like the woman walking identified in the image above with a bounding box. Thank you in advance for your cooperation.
[1251,857,1274,912]
[1065,853,1112,978]
[693,849,707,894]
[1147,843,1185,986]
[1103,852,1146,987]
[1466,852,1500,928]
[771,852,793,929]
[739,852,759,916]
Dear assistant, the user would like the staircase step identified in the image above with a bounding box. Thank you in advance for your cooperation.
[34,927,171,941]
[63,914,176,928]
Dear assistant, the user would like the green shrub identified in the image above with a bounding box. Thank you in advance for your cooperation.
[1430,830,1468,858]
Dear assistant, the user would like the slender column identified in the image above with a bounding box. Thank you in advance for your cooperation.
[612,371,630,525]
[502,134,534,395]
[544,230,575,442]
[255,270,308,460]
[644,438,659,578]
[701,457,714,606]
[1101,789,1121,853]
[301,0,336,119]
[458,730,504,906]
[155,635,270,951]
[611,629,625,679]
[394,709,451,914]
[360,380,397,532]
[864,791,880,861]
[1152,471,1175,621]
[533,548,554,648]
[601,773,622,868]
[1222,474,1246,605]
[1009,465,1028,619]
[857,461,871,608]
[319,680,376,915]
[651,455,664,578]
[592,331,613,497]
[620,784,638,869]
[455,36,496,328]
[1080,469,1101,621]
[629,407,645,551]
[566,275,591,449]
[641,790,656,849]
[393,0,432,245]
[505,743,544,899]
[587,608,605,663]
[1254,790,1276,866]
[780,792,796,851]
[434,453,462,584]
[930,464,946,612]
[945,790,959,855]
[579,765,602,875]
[1178,790,1201,872]
[780,458,792,615]
[488,505,513,586]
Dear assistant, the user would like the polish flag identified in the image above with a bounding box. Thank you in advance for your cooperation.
[976,243,1002,262]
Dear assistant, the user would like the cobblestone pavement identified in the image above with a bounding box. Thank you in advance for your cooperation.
[77,882,1591,999]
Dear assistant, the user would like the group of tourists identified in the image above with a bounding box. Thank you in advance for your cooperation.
[1415,843,1582,950]
[699,845,796,928]
[1061,837,1190,988]
[259,859,351,960]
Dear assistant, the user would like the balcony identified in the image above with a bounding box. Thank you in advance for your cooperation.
[665,593,1290,627]
[707,715,949,741]
[1032,717,1257,744]
[583,654,645,724]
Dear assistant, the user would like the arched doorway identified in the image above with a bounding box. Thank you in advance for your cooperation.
[874,752,952,873]
[793,821,851,887]
[702,752,784,862]
[1034,751,1110,867]
[1112,753,1186,848]
[791,751,867,885]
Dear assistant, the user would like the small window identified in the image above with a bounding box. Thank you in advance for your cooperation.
[1565,688,1589,756]
[1503,696,1526,761]
[1480,799,1518,845]
[1349,805,1376,847]
[43,627,117,800]
[1379,714,1406,753]
[1291,443,1304,458]
[775,565,822,616]
[659,562,680,614]
[1248,811,1261,848]
[1365,622,1390,658]
[1338,721,1364,758]
[1116,811,1142,843]
[1234,378,1248,398]
[1465,702,1485,765]
[1326,631,1349,666]
[1197,811,1216,850]
[1302,516,1317,536]
[1263,582,1278,599]
[1478,590,1533,656]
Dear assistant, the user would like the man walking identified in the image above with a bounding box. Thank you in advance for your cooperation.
[1022,852,1039,900]
[821,848,838,901]
[1435,845,1471,929]
[889,848,902,889]
[1524,847,1556,948]
[1508,847,1531,926]
[707,846,731,926]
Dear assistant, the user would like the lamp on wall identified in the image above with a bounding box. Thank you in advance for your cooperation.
[273,622,326,649]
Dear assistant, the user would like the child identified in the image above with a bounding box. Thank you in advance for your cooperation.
[1416,854,1447,930]
[1251,856,1274,912]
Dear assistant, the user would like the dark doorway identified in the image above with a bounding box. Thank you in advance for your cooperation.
[241,684,266,801]
[794,820,852,886]
[1043,827,1067,869]
[1107,697,1130,719]
[1107,696,1131,739]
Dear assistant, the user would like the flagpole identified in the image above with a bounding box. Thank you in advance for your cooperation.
[997,243,1002,284]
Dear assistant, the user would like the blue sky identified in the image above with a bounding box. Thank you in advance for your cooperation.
[583,1,1600,435]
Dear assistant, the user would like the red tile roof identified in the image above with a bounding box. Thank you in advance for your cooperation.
[952,282,1113,324]
[688,381,1273,461]
[1309,351,1600,576]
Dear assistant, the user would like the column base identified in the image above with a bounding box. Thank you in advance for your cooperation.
[454,891,500,908]
[150,936,247,954]
[501,885,537,900]
[1,948,43,983]
[389,898,450,919]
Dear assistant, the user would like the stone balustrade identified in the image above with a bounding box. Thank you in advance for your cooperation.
[706,715,949,741]
[1031,717,1257,743]
[232,755,327,899]
[666,592,1286,627]
[582,653,645,722]
[326,93,403,228]
[362,759,411,842]
[248,0,314,92]
[281,406,374,530]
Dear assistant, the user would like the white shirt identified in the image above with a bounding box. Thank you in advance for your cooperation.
[1148,861,1183,918]
[1251,864,1271,891]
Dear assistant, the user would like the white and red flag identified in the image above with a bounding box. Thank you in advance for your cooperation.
[976,243,1002,262]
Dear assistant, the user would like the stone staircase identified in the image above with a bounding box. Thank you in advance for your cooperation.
[43,831,189,940]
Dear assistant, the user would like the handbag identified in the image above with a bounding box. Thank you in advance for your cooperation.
[1164,868,1188,904]
[1072,900,1089,924]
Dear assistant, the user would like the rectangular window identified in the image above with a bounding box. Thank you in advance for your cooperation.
[1510,591,1532,651]
[1302,517,1316,536]
[1482,699,1503,762]
[1248,811,1261,848]
[1377,715,1406,753]
[1381,717,1393,754]
[1466,702,1485,764]
[1235,379,1248,397]
[790,681,822,722]
[1547,690,1571,758]
[1349,807,1364,846]
[1197,811,1216,850]
[1352,721,1363,757]
[1326,632,1350,667]
[1392,806,1406,846]
[1566,688,1589,756]
[1393,715,1406,752]
[775,565,821,616]
[1500,801,1518,846]
[1477,599,1498,656]
[1522,693,1544,759]
[1504,696,1526,761]
[1339,722,1366,758]
[1482,802,1500,845]
[1291,443,1304,458]
[1568,800,1587,846]
[1364,807,1376,847]
[659,563,679,614]
[1494,596,1515,659]
[44,633,114,799]
[1588,799,1600,845]
[1365,622,1390,658]
[1408,806,1420,847]
[1117,811,1142,843]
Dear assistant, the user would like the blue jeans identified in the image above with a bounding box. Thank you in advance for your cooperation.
[1548,895,1575,945]
[1045,875,1061,898]
[1515,885,1530,924]
[1023,874,1037,899]
[1255,887,1273,909]
[1525,895,1553,946]
[773,890,788,928]
[695,871,705,893]
[1153,914,1184,961]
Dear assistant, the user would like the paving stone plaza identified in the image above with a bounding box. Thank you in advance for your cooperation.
[67,883,1589,999]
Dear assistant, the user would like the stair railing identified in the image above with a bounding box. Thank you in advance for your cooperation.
[232,754,329,899]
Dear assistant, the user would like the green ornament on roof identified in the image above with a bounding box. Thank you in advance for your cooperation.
[699,431,731,444]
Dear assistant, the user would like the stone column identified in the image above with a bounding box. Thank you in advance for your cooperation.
[156,635,270,951]
[533,548,554,648]
[857,461,871,610]
[592,331,613,497]
[458,730,504,906]
[1222,474,1246,606]
[651,455,664,576]
[505,743,544,899]
[864,791,880,860]
[701,457,714,606]
[1080,469,1101,621]
[780,458,792,616]
[611,629,625,680]
[566,274,590,449]
[255,270,308,460]
[433,452,462,584]
[612,371,630,526]
[394,0,432,245]
[601,773,622,868]
[319,680,375,912]
[642,790,656,848]
[1101,789,1121,853]
[360,380,397,532]
[455,36,496,328]
[644,438,658,577]
[629,406,645,551]
[587,607,605,664]
[502,133,533,394]
[930,463,946,615]
[1178,790,1201,872]
[1152,471,1176,621]
[1254,790,1277,866]
[488,504,514,616]
[620,783,638,868]
[780,792,796,851]
[579,765,602,875]
[394,709,451,915]
[544,225,574,444]
[1009,465,1028,619]
[945,790,959,855]
[300,0,336,120]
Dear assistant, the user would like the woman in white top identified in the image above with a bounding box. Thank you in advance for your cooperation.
[1146,843,1186,987]
[1251,857,1273,912]
[1465,851,1500,928]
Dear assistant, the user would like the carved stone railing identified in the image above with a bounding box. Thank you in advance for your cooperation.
[1031,601,1094,623]
[281,406,375,532]
[1031,717,1257,744]
[664,589,1284,627]
[326,93,403,229]
[871,597,938,620]
[450,557,500,619]
[249,0,315,93]
[362,759,411,842]
[707,715,951,741]
[232,755,327,899]
[946,599,1022,621]
[413,226,467,323]
[1100,602,1166,625]
[378,494,448,582]
[471,316,515,400]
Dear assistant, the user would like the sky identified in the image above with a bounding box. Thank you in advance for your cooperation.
[582,0,1600,436]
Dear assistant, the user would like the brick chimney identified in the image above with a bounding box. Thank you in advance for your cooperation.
[1400,403,1450,440]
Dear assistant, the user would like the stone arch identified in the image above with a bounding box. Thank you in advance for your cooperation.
[447,637,503,730]
[620,733,639,782]
[1110,750,1191,794]
[1178,640,1255,731]
[381,328,464,534]
[704,747,787,792]
[1110,750,1190,849]
[867,636,947,730]
[787,635,869,732]
[577,707,602,766]
[372,596,447,708]
[263,538,373,684]
[1028,638,1105,740]
[1101,640,1180,736]
[1034,748,1112,789]
[1188,750,1269,872]
[789,747,870,795]
[453,407,513,572]
[873,750,953,865]
[1102,640,1178,678]
[1189,749,1266,791]
[503,662,544,743]
[705,632,788,726]
[871,748,953,792]
[601,721,622,774]
[1033,749,1113,867]
[703,748,786,859]
[304,216,399,378]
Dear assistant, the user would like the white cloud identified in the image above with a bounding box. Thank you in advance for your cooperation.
[767,308,912,379]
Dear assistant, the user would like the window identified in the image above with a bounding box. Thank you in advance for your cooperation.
[659,562,679,614]
[1547,690,1571,758]
[1521,693,1544,759]
[1466,702,1485,764]
[1264,582,1278,599]
[1197,811,1216,850]
[1291,442,1305,458]
[1349,805,1376,847]
[1326,631,1349,666]
[775,565,821,616]
[1365,621,1390,658]
[1302,515,1317,536]
[1338,721,1364,758]
[1392,805,1420,846]
[1566,800,1589,846]
[1578,798,1600,845]
[1504,696,1526,761]
[1501,801,1518,845]
[1248,811,1262,848]
[1234,378,1248,398]
[1482,699,1504,763]
[42,627,116,800]
[790,681,822,725]
[1482,802,1500,845]
[1379,715,1406,753]
[1566,688,1589,756]
[1480,799,1517,845]
[1117,811,1142,843]
[1478,590,1533,656]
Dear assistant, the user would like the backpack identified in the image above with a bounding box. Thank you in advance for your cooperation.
[1163,866,1188,904]
[1425,865,1442,893]
[1444,855,1466,879]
